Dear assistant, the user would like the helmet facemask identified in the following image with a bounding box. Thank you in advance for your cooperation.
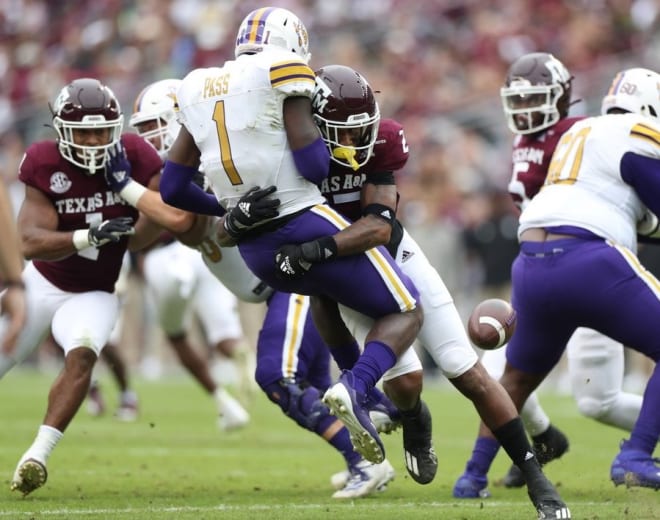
[501,81,566,135]
[314,109,380,170]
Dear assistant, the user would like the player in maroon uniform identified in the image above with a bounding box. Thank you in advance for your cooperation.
[287,64,569,517]
[5,78,182,496]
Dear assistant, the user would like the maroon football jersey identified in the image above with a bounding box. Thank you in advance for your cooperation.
[319,118,408,221]
[508,116,584,210]
[19,133,162,293]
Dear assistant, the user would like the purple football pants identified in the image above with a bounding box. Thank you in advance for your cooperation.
[507,236,660,451]
[239,205,419,319]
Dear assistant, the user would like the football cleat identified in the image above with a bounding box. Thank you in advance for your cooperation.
[536,500,571,519]
[453,471,491,499]
[533,424,569,466]
[11,458,47,496]
[216,388,250,431]
[365,386,401,434]
[499,463,525,488]
[611,440,660,489]
[332,459,395,499]
[115,391,139,422]
[402,400,438,484]
[323,371,385,464]
[526,468,571,520]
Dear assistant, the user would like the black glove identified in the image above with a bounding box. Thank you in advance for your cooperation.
[274,237,337,280]
[223,186,280,239]
[104,143,132,193]
[89,217,135,247]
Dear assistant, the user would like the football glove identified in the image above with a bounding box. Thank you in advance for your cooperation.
[274,237,337,280]
[223,186,280,239]
[104,143,132,192]
[88,217,135,247]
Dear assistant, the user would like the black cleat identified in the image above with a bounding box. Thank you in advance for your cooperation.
[534,424,569,465]
[524,459,571,520]
[401,400,438,484]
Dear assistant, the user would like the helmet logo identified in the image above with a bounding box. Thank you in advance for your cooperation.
[312,77,332,114]
[294,20,308,49]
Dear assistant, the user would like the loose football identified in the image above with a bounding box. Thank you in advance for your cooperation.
[467,298,516,350]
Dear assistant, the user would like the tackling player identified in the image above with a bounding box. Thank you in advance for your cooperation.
[304,64,569,518]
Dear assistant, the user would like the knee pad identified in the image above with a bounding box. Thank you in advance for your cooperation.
[575,395,611,420]
[262,379,333,433]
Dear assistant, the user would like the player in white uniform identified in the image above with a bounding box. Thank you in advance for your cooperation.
[454,53,643,497]
[114,79,250,431]
[481,67,660,490]
[160,5,426,472]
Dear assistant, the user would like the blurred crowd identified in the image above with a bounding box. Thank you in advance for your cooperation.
[1,0,658,381]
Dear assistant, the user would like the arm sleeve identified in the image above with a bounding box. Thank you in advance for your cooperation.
[620,152,660,217]
[160,161,225,216]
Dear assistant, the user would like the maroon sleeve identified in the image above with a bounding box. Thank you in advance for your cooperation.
[367,119,409,174]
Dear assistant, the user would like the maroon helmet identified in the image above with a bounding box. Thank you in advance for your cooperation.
[500,53,573,135]
[51,78,123,174]
[312,65,380,170]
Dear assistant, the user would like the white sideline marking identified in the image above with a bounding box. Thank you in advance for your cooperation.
[0,501,610,516]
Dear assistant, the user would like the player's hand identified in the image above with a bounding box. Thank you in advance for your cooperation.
[274,237,337,280]
[274,244,312,280]
[223,186,280,239]
[637,209,660,237]
[89,217,135,247]
[104,142,132,192]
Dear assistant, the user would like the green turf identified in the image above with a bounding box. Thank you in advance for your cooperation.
[0,369,657,519]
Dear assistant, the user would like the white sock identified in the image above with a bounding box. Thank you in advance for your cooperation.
[22,425,63,464]
[519,392,551,437]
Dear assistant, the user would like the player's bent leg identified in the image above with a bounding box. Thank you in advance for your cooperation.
[568,328,641,430]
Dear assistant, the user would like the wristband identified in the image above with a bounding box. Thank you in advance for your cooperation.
[119,180,147,207]
[73,229,92,251]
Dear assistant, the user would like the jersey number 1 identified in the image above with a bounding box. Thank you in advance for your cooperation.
[212,100,244,186]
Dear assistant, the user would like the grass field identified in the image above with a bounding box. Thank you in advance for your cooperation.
[0,369,657,519]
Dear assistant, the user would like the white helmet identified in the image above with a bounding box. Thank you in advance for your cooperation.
[130,79,181,157]
[235,7,311,64]
[52,78,123,175]
[601,67,660,121]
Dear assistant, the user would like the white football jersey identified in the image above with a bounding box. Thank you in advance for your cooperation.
[176,48,326,217]
[519,113,660,251]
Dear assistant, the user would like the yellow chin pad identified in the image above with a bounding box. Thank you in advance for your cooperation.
[333,147,360,171]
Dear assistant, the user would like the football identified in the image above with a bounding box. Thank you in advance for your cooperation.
[467,298,516,350]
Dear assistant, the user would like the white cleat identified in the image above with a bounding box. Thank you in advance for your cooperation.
[11,458,47,496]
[217,388,250,431]
[332,459,395,499]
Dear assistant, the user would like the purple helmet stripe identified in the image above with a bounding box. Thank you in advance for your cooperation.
[246,6,276,44]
